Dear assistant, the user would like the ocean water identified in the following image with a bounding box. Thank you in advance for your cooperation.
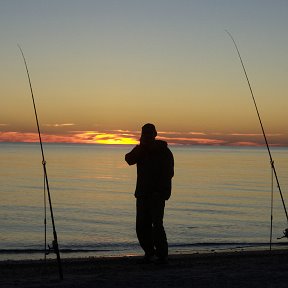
[1,143,288,260]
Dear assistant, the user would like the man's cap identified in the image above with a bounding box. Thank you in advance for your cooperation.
[141,123,157,137]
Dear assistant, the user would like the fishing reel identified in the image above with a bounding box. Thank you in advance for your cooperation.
[277,228,288,240]
[45,240,57,255]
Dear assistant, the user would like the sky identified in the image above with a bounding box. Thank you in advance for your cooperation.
[0,0,288,146]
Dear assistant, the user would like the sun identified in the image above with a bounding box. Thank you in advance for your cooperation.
[95,137,138,145]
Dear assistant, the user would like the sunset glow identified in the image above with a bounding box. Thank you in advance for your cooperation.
[73,131,139,145]
[1,1,288,147]
[0,129,285,147]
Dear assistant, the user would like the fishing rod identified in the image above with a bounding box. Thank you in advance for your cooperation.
[18,45,63,280]
[226,31,288,239]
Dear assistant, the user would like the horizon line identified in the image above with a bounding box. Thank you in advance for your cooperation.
[0,140,286,148]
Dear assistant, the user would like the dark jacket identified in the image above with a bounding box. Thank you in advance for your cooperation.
[125,140,174,200]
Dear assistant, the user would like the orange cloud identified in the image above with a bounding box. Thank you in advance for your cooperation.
[0,129,287,146]
[0,132,39,142]
[44,123,76,127]
[230,133,283,137]
[0,131,77,143]
[157,135,225,145]
[230,141,260,147]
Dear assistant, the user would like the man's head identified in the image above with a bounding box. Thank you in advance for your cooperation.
[140,123,157,145]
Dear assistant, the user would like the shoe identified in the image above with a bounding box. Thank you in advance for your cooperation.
[137,254,155,264]
[154,257,168,265]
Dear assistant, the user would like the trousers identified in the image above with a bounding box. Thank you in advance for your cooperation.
[136,197,168,258]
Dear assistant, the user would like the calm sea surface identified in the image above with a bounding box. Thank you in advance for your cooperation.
[1,143,288,260]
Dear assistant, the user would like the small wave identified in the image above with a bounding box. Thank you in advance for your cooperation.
[170,242,267,248]
[0,248,113,255]
[169,241,288,251]
[1,241,287,256]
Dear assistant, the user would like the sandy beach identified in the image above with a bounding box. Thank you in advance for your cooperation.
[1,249,288,288]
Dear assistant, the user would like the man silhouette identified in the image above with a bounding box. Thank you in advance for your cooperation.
[125,123,174,263]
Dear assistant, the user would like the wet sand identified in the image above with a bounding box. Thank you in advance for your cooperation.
[1,250,288,287]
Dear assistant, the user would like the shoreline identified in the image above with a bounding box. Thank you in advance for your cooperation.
[1,242,286,262]
[1,249,288,287]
